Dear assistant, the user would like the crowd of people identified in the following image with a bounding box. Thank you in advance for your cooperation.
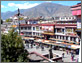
[62,50,78,62]
[25,39,79,62]
[25,39,45,51]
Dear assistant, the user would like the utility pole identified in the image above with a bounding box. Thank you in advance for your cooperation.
[17,8,20,35]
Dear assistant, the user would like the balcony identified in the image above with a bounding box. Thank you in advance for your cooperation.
[55,33,65,35]
[21,29,32,32]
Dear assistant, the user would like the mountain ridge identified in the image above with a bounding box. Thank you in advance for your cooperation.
[1,2,73,20]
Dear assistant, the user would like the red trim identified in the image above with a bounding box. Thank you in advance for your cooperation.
[72,10,81,16]
[19,24,77,27]
[65,26,77,28]
[41,24,55,26]
[19,24,42,26]
[55,24,77,26]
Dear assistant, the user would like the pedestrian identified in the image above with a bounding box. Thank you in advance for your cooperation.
[25,40,29,48]
[34,43,35,46]
[42,46,44,51]
[71,53,74,61]
[30,40,34,48]
[70,50,73,56]
[62,53,65,58]
[36,43,39,49]
[49,48,53,59]
[66,50,69,55]
[75,58,78,62]
[41,44,44,51]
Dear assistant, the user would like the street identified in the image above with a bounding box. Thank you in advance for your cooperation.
[24,43,79,62]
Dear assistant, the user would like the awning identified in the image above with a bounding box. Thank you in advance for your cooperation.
[12,25,17,28]
[65,26,77,28]
[76,30,81,32]
[44,40,49,43]
[71,45,80,49]
[23,37,34,40]
[29,38,34,40]
[36,36,44,38]
[56,42,61,44]
[42,33,55,35]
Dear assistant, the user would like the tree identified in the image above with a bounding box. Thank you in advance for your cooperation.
[6,19,12,22]
[1,28,29,62]
[19,17,24,20]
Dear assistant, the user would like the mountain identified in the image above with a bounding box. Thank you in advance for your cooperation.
[1,2,73,20]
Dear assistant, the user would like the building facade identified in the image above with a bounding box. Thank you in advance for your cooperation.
[20,24,43,37]
[71,2,81,62]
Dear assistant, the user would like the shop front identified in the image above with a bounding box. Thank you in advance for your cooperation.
[41,24,55,40]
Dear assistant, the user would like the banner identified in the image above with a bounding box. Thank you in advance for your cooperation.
[42,26,54,32]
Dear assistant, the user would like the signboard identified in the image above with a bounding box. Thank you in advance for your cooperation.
[67,45,71,48]
[77,22,81,29]
[42,26,54,32]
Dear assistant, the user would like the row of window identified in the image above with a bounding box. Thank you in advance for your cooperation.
[21,26,42,31]
[55,28,76,33]
[55,35,80,43]
[21,27,31,30]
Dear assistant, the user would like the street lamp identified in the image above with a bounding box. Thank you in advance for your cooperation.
[17,8,20,35]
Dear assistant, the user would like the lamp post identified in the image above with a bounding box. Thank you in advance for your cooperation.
[17,8,20,35]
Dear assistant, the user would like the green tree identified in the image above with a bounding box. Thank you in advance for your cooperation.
[1,28,29,62]
[19,17,24,20]
[6,19,12,22]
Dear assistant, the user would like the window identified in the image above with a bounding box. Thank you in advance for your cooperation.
[66,28,72,33]
[36,26,39,31]
[28,27,31,30]
[33,32,35,35]
[25,27,27,30]
[40,27,42,30]
[62,29,64,34]
[21,27,23,30]
[28,32,31,35]
[57,28,62,33]
[66,17,68,19]
[33,21,37,24]
[33,27,35,30]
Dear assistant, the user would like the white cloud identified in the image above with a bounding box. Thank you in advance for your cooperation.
[8,3,15,7]
[46,1,52,3]
[58,3,63,5]
[1,5,7,8]
[8,2,40,9]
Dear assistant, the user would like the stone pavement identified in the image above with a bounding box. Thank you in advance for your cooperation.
[24,43,79,62]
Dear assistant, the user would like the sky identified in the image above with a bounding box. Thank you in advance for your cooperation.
[1,1,81,12]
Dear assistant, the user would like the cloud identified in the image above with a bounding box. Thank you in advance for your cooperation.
[1,5,7,8]
[46,1,52,3]
[58,3,63,5]
[8,2,40,9]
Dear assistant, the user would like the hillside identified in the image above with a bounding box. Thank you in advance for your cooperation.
[1,2,73,20]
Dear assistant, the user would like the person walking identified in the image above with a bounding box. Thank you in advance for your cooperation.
[25,40,29,48]
[49,48,53,59]
[71,53,74,61]
[66,50,69,55]
[36,43,39,49]
[70,50,73,56]
[41,44,44,51]
[75,58,78,62]
[30,40,33,48]
[62,53,65,58]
